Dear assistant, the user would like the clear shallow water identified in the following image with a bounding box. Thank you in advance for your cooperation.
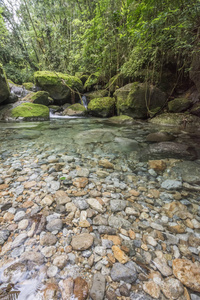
[0,117,200,299]
[0,117,200,162]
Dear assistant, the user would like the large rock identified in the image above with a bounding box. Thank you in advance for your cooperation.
[0,64,10,103]
[168,97,192,112]
[173,161,200,184]
[140,141,197,161]
[74,129,117,144]
[34,71,83,104]
[11,103,49,121]
[63,103,86,116]
[150,113,200,127]
[88,97,115,117]
[173,258,200,292]
[190,52,200,93]
[85,90,108,101]
[114,82,167,119]
[22,91,51,106]
[190,102,200,117]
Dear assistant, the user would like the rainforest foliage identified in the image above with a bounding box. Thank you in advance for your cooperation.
[0,0,200,85]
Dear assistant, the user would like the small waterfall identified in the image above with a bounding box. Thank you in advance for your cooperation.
[81,95,88,109]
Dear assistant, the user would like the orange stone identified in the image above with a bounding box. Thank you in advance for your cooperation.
[23,181,37,188]
[129,189,140,197]
[173,258,200,292]
[105,235,121,245]
[112,245,129,264]
[0,184,8,190]
[22,201,34,208]
[148,160,167,172]
[143,281,160,299]
[74,277,88,300]
[73,177,88,188]
[129,229,136,240]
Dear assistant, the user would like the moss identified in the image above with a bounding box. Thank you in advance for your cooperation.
[84,72,100,90]
[109,115,134,124]
[150,113,200,127]
[88,97,115,117]
[11,103,49,119]
[85,90,108,101]
[23,82,34,90]
[168,97,192,112]
[67,103,86,112]
[34,71,83,104]
[34,71,83,90]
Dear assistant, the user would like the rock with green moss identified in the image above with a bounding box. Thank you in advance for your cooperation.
[22,91,51,106]
[23,82,34,91]
[84,72,100,91]
[63,103,86,116]
[11,103,49,120]
[114,82,167,119]
[149,113,200,127]
[0,64,10,104]
[168,97,192,112]
[85,90,108,101]
[88,97,115,117]
[34,71,83,104]
[108,115,134,124]
[190,103,200,117]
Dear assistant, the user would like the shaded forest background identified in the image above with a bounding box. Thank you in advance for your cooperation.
[0,0,200,88]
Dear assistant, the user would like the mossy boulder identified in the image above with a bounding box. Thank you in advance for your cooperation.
[34,71,83,105]
[23,82,34,91]
[0,64,10,104]
[149,113,200,127]
[84,72,101,91]
[108,115,134,125]
[23,91,51,106]
[114,82,167,119]
[85,90,108,101]
[11,103,49,120]
[63,103,86,116]
[168,97,192,112]
[190,103,200,117]
[88,97,115,117]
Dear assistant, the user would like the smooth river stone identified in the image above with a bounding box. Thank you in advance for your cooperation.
[74,277,88,300]
[172,258,200,292]
[71,233,94,250]
[90,273,106,300]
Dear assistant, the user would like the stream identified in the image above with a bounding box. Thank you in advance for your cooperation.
[0,117,200,299]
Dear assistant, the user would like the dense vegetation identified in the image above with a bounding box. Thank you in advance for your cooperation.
[0,0,200,87]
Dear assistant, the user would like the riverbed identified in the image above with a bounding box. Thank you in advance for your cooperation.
[0,117,200,300]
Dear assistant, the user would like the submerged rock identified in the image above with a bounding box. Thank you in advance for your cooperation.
[140,141,197,161]
[150,112,200,127]
[90,273,106,300]
[173,258,200,292]
[111,262,137,283]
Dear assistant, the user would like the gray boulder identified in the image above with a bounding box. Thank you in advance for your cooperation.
[114,82,167,119]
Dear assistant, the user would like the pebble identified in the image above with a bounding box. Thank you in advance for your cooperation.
[111,262,137,283]
[90,273,106,300]
[71,233,94,250]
